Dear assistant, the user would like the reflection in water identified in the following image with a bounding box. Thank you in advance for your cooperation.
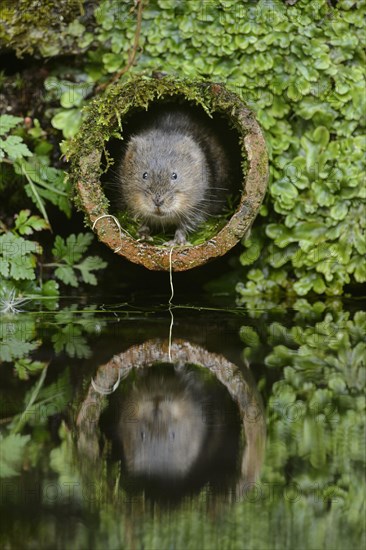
[105,365,241,502]
[116,367,220,478]
[1,305,364,548]
[76,339,266,504]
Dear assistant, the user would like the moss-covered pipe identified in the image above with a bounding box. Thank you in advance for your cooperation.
[69,75,268,271]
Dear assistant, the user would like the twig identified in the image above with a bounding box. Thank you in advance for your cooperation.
[22,167,50,226]
[11,365,48,434]
[96,0,144,93]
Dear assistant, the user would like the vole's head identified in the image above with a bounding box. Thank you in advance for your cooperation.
[118,376,207,477]
[120,130,209,225]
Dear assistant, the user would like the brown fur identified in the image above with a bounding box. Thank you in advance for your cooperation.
[118,108,231,244]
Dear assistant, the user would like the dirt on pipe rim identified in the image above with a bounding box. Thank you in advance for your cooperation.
[70,75,269,271]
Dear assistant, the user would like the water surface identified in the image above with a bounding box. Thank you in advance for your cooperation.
[0,282,364,549]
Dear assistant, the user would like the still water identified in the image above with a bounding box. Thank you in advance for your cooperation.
[0,278,365,549]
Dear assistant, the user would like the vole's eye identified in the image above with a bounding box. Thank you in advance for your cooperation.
[171,172,178,180]
[142,172,148,180]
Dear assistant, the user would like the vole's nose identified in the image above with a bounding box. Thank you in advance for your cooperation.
[153,195,164,207]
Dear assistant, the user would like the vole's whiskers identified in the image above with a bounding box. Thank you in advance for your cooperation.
[187,205,215,218]
[200,198,224,204]
[104,166,122,178]
[102,180,123,189]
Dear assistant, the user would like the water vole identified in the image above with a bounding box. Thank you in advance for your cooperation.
[118,107,232,245]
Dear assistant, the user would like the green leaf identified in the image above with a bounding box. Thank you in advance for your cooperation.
[51,233,106,288]
[270,178,298,204]
[0,258,9,277]
[0,115,23,136]
[54,265,78,287]
[14,210,49,235]
[15,158,71,219]
[77,256,108,285]
[330,201,349,220]
[0,433,30,477]
[102,52,123,72]
[9,254,37,280]
[0,135,32,160]
[313,126,330,147]
[67,20,86,36]
[51,109,83,139]
[51,235,68,261]
[52,233,93,264]
[41,280,59,297]
[293,273,319,295]
[240,233,263,266]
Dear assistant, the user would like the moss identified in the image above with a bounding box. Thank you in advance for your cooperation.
[0,0,93,58]
[115,195,237,247]
[68,74,252,170]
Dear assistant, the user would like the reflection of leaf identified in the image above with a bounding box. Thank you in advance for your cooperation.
[49,305,105,358]
[10,368,71,433]
[31,368,72,421]
[49,423,82,502]
[0,433,30,477]
[0,319,39,362]
[52,326,91,359]
[259,306,366,524]
[0,233,41,281]
[13,359,46,381]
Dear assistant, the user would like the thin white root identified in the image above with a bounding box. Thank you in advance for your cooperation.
[168,245,175,362]
[92,214,133,252]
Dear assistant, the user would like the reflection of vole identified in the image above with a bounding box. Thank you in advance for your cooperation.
[118,107,231,244]
[119,371,207,477]
[98,365,241,502]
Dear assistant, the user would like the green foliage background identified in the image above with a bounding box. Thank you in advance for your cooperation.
[94,0,365,297]
[1,0,365,300]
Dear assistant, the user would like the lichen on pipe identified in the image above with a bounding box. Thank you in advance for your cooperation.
[69,75,268,271]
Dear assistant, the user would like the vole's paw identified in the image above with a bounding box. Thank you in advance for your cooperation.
[164,228,188,246]
[137,225,153,242]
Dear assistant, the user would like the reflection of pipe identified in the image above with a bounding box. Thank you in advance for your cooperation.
[76,339,266,498]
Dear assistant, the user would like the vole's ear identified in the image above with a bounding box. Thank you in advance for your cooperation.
[124,136,139,163]
[181,136,202,164]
